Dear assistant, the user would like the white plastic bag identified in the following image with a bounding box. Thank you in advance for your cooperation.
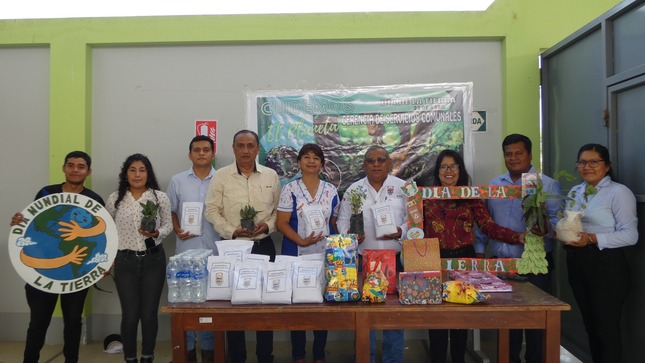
[556,211,584,243]
[206,255,237,300]
[231,260,265,305]
[262,261,293,304]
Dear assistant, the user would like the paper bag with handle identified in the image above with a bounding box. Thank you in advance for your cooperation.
[402,238,441,272]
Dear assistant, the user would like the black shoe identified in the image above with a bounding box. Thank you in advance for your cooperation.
[187,348,197,363]
[140,356,154,363]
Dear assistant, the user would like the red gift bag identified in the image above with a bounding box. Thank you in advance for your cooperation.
[362,249,397,294]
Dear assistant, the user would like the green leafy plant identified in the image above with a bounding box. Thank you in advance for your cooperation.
[553,170,598,216]
[345,187,366,235]
[139,200,159,232]
[347,187,366,215]
[518,175,566,275]
[240,204,260,231]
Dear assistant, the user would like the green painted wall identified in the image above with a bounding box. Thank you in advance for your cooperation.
[0,0,620,180]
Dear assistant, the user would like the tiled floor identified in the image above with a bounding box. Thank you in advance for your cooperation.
[0,333,582,362]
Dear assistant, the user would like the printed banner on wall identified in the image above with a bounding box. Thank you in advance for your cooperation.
[249,83,473,193]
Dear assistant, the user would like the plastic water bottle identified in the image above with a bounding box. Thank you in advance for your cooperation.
[166,256,180,303]
[192,253,206,302]
[178,255,193,302]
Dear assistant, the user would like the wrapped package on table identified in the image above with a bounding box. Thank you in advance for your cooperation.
[398,271,442,305]
[324,234,360,302]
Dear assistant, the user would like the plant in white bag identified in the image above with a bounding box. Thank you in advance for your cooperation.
[553,170,597,243]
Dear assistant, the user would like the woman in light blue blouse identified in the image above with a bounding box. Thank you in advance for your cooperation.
[563,144,638,363]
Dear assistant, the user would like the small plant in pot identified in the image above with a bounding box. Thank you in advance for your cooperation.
[240,204,260,231]
[139,200,159,233]
[347,187,366,235]
[553,170,597,243]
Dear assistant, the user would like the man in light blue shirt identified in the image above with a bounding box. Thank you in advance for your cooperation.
[167,135,220,363]
[474,134,562,363]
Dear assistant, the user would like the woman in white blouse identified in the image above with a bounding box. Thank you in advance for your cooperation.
[106,153,172,363]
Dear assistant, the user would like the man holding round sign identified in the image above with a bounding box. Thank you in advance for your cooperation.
[8,151,117,363]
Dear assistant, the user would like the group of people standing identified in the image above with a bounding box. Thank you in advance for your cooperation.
[10,129,638,363]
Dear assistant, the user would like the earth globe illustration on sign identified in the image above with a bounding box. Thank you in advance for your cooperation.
[22,205,107,280]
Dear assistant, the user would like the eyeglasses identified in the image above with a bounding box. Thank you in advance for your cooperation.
[365,157,388,165]
[576,159,604,168]
[439,164,460,172]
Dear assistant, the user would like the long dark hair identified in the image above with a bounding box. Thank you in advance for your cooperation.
[432,149,471,187]
[114,153,160,209]
[577,143,613,179]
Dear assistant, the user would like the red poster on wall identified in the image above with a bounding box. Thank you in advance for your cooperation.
[195,120,217,154]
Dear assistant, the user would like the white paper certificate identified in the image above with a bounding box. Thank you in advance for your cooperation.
[181,202,203,235]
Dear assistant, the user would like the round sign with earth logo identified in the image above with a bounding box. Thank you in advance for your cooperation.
[8,193,118,294]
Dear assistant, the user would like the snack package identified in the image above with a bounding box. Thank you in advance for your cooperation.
[398,271,442,305]
[361,261,388,303]
[362,249,397,294]
[324,234,360,302]
[442,280,489,304]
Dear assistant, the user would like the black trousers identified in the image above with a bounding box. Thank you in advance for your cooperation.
[566,246,630,363]
[23,284,89,363]
[503,252,554,363]
[227,237,276,363]
[114,246,167,360]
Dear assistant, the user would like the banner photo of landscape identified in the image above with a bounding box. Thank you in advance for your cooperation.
[250,83,473,194]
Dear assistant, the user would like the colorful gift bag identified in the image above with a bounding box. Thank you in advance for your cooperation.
[398,271,442,304]
[362,249,397,294]
[324,234,360,302]
[402,238,441,272]
[361,261,388,303]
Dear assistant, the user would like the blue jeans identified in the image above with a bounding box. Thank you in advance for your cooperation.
[114,246,166,360]
[370,330,404,363]
[186,331,214,351]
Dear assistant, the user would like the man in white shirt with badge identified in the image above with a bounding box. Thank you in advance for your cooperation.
[337,145,408,363]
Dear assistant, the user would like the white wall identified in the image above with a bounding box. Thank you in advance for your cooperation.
[0,40,504,342]
[0,47,50,340]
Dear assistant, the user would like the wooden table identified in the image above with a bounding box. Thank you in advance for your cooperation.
[161,282,569,363]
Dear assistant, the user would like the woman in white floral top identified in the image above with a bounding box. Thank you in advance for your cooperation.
[106,153,172,363]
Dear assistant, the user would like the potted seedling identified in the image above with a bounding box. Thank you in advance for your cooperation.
[347,187,366,235]
[240,204,260,231]
[553,170,597,242]
[139,200,159,233]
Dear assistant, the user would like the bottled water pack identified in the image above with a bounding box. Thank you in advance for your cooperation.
[166,249,213,303]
